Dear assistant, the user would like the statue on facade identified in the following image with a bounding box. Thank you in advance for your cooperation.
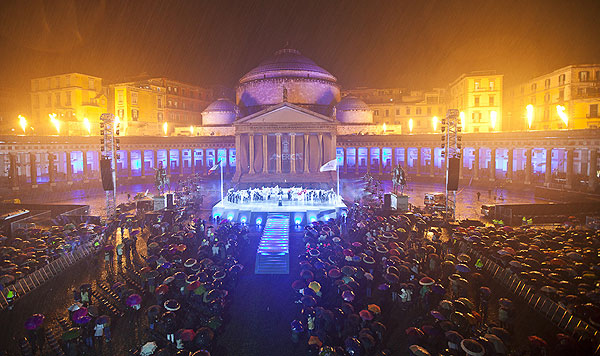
[283,87,288,102]
[155,162,169,195]
[392,163,407,195]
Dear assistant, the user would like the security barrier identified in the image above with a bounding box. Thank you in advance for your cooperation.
[458,241,600,353]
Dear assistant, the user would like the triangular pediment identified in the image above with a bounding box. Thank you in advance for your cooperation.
[236,102,334,125]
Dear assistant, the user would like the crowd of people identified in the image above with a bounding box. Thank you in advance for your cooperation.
[289,202,599,355]
[225,186,339,206]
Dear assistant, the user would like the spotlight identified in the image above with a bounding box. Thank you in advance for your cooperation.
[256,217,262,225]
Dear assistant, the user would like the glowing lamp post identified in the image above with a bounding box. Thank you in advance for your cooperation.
[490,111,497,131]
[18,115,27,134]
[83,117,91,135]
[432,116,438,132]
[190,125,194,135]
[459,112,465,131]
[49,113,60,134]
[163,122,168,136]
[556,105,568,128]
[526,104,534,130]
[382,122,387,134]
[408,118,413,133]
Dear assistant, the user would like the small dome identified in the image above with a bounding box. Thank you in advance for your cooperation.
[202,98,238,126]
[335,96,373,124]
[335,96,370,111]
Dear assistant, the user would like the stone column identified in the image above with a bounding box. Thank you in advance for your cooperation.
[416,148,422,176]
[565,148,575,189]
[473,148,479,180]
[331,133,337,163]
[153,150,159,173]
[506,149,514,182]
[304,134,310,174]
[66,151,73,182]
[544,148,553,186]
[391,148,396,169]
[459,151,464,179]
[489,148,496,181]
[262,134,268,174]
[402,148,408,170]
[318,133,323,167]
[367,147,371,173]
[166,149,171,175]
[191,149,196,175]
[126,151,132,178]
[276,133,282,174]
[525,148,532,185]
[235,134,242,177]
[48,153,56,184]
[82,151,89,180]
[378,147,383,174]
[589,149,598,192]
[249,134,255,174]
[8,153,18,187]
[29,153,38,186]
[290,134,296,173]
[430,148,435,177]
[343,147,348,173]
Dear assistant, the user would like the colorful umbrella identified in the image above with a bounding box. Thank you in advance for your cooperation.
[126,294,142,307]
[419,277,434,286]
[359,309,373,321]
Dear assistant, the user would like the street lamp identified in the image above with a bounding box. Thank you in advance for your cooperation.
[459,112,465,131]
[83,117,91,135]
[18,115,27,134]
[408,118,413,133]
[490,111,497,131]
[382,122,387,134]
[163,122,168,136]
[526,104,534,130]
[49,113,60,134]
[432,116,438,132]
[556,105,568,128]
[190,125,194,135]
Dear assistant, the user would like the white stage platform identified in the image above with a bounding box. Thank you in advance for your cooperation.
[212,197,347,225]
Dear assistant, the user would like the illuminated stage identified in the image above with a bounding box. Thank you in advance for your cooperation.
[211,189,347,225]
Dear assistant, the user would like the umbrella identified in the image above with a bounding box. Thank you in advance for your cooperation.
[419,277,434,286]
[342,290,355,302]
[164,299,180,311]
[194,284,207,296]
[430,310,446,320]
[359,310,374,321]
[194,327,214,347]
[0,274,15,285]
[24,314,45,330]
[461,339,485,356]
[75,315,91,325]
[308,281,321,293]
[141,341,158,355]
[127,294,142,307]
[301,296,317,307]
[341,265,357,276]
[498,298,513,308]
[409,344,430,356]
[179,329,196,342]
[163,276,175,285]
[155,284,169,295]
[67,302,82,312]
[367,304,381,315]
[431,284,446,295]
[456,264,471,273]
[72,307,88,321]
[528,335,548,348]
[207,316,222,330]
[61,327,81,341]
[328,268,342,279]
[308,335,322,347]
[384,273,400,284]
[187,280,201,291]
[445,330,464,344]
[293,279,307,292]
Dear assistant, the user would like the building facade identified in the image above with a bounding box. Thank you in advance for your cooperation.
[505,64,600,131]
[109,80,166,136]
[448,71,503,133]
[30,73,107,135]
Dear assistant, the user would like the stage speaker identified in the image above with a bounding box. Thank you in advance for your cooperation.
[383,193,398,210]
[166,193,174,209]
[100,158,114,191]
[447,157,460,191]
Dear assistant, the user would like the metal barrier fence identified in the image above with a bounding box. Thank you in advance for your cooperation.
[0,241,97,311]
[458,241,600,353]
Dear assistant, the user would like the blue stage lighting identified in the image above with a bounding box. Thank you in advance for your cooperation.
[240,216,247,224]
[227,214,234,221]
[294,217,302,225]
[256,217,263,225]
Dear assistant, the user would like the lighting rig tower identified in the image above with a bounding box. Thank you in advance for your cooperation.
[99,113,120,217]
[441,109,462,221]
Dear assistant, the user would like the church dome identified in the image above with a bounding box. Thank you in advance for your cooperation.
[236,48,341,116]
[239,48,337,83]
[335,96,373,124]
[201,98,238,126]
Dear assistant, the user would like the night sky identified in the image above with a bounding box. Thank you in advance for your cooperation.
[1,0,599,90]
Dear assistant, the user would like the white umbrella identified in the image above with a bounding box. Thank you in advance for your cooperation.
[140,341,157,356]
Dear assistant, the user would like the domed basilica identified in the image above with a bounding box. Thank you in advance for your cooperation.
[202,48,373,183]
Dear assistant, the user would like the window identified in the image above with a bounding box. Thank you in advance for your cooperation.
[55,77,60,88]
[558,74,566,85]
[118,92,124,105]
[168,100,172,107]
[183,102,186,110]
[531,83,537,92]
[374,110,379,116]
[544,79,551,89]
[132,92,138,105]
[530,96,536,105]
[489,96,495,106]
[55,92,60,106]
[65,75,70,87]
[117,109,124,118]
[395,109,400,115]
[489,80,495,90]
[417,119,421,127]
[474,96,480,107]
[66,91,71,106]
[47,94,51,106]
[158,97,162,108]
[427,107,431,115]
[558,89,564,101]
[473,127,479,133]
[579,71,589,81]
[384,109,389,117]
[474,80,480,90]
[88,78,95,89]
[132,109,139,121]
[590,104,599,118]
[158,112,163,121]
[416,107,422,115]
[174,101,178,108]
[596,71,600,81]
[174,87,178,93]
[34,95,39,107]
[34,80,39,91]
[544,93,550,103]
[406,107,410,115]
